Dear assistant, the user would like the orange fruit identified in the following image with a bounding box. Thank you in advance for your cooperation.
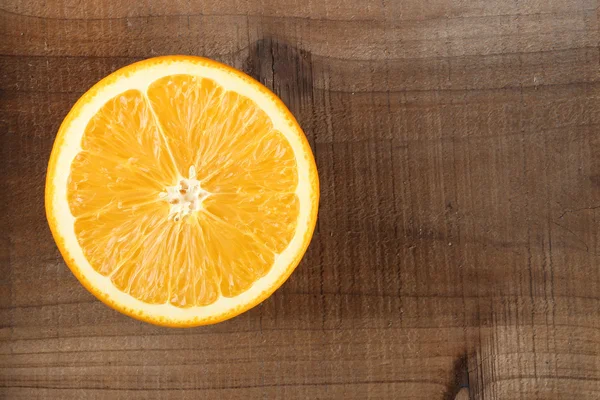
[45,56,319,327]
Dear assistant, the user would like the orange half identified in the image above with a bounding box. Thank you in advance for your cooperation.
[45,56,319,327]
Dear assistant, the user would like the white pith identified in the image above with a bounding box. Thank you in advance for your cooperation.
[160,165,210,221]
[47,59,316,324]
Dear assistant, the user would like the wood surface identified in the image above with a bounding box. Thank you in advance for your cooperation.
[1,0,599,399]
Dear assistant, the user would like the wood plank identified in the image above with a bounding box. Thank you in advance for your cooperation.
[1,0,599,399]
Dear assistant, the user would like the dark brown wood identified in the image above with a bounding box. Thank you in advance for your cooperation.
[1,1,599,399]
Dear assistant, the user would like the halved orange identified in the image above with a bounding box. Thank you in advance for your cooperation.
[45,56,319,327]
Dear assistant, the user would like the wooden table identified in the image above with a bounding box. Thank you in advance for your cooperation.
[1,1,599,399]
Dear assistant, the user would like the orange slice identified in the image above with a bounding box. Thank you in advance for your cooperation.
[45,56,319,327]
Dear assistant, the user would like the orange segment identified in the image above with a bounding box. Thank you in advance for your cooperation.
[201,128,298,194]
[46,56,319,327]
[146,75,221,174]
[109,215,175,304]
[204,192,299,254]
[168,219,220,307]
[198,213,276,298]
[78,89,178,186]
[73,204,167,277]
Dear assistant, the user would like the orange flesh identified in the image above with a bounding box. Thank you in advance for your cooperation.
[67,75,299,307]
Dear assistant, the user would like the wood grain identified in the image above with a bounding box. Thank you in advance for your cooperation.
[1,0,599,399]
